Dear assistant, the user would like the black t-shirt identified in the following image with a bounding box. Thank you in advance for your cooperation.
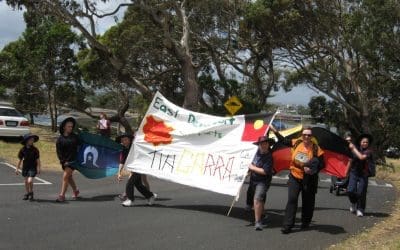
[18,146,40,170]
[119,145,132,165]
[350,147,373,176]
[250,149,273,183]
[56,133,80,165]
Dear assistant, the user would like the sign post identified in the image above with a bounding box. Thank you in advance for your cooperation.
[224,96,243,116]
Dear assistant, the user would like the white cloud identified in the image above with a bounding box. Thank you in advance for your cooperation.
[0,2,25,49]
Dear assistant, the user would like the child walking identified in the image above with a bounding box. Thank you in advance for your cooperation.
[16,134,41,201]
[116,133,157,207]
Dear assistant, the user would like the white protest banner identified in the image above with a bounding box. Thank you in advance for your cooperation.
[125,92,275,196]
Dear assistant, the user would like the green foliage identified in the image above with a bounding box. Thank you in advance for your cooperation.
[88,92,120,109]
[0,85,7,98]
[12,81,46,115]
[308,96,327,123]
[2,0,400,151]
[0,10,85,131]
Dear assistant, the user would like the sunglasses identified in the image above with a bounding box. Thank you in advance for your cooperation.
[302,134,312,137]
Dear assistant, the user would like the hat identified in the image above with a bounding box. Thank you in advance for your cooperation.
[115,133,134,144]
[21,133,39,145]
[356,133,373,145]
[59,117,76,134]
[253,135,275,145]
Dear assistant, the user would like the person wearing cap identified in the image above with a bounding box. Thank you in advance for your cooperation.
[347,133,375,217]
[248,135,275,231]
[55,117,80,202]
[270,125,324,234]
[116,133,157,207]
[15,134,41,201]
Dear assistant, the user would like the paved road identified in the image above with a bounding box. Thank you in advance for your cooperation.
[0,162,396,250]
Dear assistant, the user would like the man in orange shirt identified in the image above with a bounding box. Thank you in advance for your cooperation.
[271,126,324,234]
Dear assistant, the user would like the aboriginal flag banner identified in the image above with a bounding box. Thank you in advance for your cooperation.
[311,127,352,178]
[241,113,275,142]
[271,126,351,178]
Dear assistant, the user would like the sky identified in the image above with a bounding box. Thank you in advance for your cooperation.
[0,1,321,106]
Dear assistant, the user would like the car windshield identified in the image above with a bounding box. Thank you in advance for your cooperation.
[0,108,23,117]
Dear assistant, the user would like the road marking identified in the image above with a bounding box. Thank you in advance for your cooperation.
[0,162,52,186]
[272,175,393,188]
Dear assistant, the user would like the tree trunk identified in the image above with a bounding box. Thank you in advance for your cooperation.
[182,55,199,111]
[54,94,58,133]
[47,87,56,132]
[29,113,35,125]
[109,94,133,134]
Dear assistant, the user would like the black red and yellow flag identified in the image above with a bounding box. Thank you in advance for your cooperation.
[271,126,352,178]
[241,113,275,142]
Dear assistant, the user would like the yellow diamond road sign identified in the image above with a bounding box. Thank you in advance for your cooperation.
[224,96,243,115]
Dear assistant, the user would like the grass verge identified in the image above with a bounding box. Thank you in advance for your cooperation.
[0,126,61,170]
[329,158,400,250]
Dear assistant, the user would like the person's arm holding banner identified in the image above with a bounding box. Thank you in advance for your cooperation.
[248,164,267,175]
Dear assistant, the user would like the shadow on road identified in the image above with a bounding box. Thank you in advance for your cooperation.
[364,212,390,218]
[297,224,347,235]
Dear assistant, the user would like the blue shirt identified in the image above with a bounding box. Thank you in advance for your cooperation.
[250,149,273,183]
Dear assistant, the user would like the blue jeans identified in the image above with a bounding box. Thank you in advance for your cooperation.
[347,172,368,211]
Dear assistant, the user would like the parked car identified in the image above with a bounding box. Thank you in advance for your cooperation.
[0,105,30,138]
[385,146,400,159]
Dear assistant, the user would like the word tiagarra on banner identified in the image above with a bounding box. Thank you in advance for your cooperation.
[125,92,275,196]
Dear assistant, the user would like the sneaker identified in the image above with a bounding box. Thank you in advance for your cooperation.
[255,221,263,231]
[281,227,292,234]
[147,193,158,206]
[122,199,134,207]
[72,190,80,200]
[350,203,356,213]
[356,210,364,217]
[23,193,29,200]
[56,195,65,202]
[260,214,269,225]
[118,193,127,201]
